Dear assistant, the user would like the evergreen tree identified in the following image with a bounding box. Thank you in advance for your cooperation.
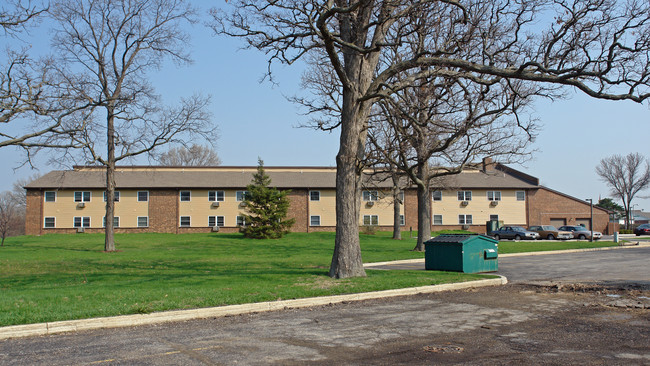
[241,158,295,239]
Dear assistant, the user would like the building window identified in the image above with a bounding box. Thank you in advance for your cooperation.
[433,215,443,225]
[209,191,225,202]
[310,191,320,201]
[236,215,247,226]
[490,214,499,221]
[74,191,91,202]
[363,190,379,201]
[103,216,120,227]
[44,191,56,202]
[138,191,149,202]
[180,216,191,227]
[487,191,501,201]
[180,191,191,202]
[363,215,379,226]
[516,191,526,201]
[74,216,91,228]
[137,216,149,227]
[459,215,473,225]
[432,191,442,201]
[103,191,120,202]
[398,191,405,202]
[310,215,321,226]
[236,191,248,201]
[457,191,472,201]
[209,216,225,227]
[44,217,55,228]
[399,215,405,226]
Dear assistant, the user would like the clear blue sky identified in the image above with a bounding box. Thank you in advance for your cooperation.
[1,2,649,212]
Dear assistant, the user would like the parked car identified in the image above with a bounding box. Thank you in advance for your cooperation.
[528,225,574,240]
[634,223,650,236]
[558,225,602,240]
[491,226,540,241]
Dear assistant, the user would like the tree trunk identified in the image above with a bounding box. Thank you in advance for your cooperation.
[105,109,116,252]
[392,183,401,240]
[329,82,369,278]
[413,164,431,251]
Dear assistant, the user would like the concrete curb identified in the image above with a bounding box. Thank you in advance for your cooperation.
[0,276,507,341]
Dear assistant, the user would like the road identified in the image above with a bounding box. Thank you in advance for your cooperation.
[1,247,649,365]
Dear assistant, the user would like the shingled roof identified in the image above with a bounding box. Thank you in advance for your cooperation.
[25,165,539,190]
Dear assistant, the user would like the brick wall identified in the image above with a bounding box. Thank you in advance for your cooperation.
[403,189,418,231]
[287,189,308,232]
[527,188,611,233]
[149,189,178,233]
[25,190,42,236]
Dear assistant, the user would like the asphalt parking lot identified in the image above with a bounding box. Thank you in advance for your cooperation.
[1,246,649,365]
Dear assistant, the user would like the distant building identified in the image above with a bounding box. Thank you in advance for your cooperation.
[24,158,616,236]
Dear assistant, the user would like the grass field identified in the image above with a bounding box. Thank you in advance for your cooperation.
[0,231,620,327]
[0,231,484,327]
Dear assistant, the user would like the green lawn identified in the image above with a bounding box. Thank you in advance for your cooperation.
[0,231,486,327]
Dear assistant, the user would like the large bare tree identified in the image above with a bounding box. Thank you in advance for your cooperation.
[1,1,90,154]
[596,152,650,229]
[213,0,650,278]
[156,144,221,166]
[51,0,214,252]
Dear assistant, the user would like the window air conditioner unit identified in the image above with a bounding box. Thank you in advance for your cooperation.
[461,201,469,206]
[239,202,247,207]
[490,201,499,206]
[462,225,470,230]
[77,227,85,233]
[212,226,220,232]
[211,202,220,207]
[77,202,85,208]
[366,201,375,207]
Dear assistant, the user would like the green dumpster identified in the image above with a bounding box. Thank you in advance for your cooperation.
[424,234,499,273]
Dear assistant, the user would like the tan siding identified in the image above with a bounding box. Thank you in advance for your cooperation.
[178,189,250,228]
[432,189,526,226]
[309,189,336,226]
[359,189,404,226]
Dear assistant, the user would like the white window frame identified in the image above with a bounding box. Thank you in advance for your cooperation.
[236,191,249,202]
[180,216,191,227]
[209,216,226,227]
[74,216,91,228]
[309,191,320,201]
[433,215,443,225]
[516,191,526,201]
[457,191,472,201]
[487,191,501,201]
[103,191,120,202]
[489,214,499,221]
[137,191,149,202]
[74,191,91,202]
[398,191,405,202]
[459,214,473,225]
[362,190,379,202]
[44,191,56,202]
[137,216,149,228]
[103,216,120,228]
[236,215,247,226]
[432,191,442,201]
[44,217,56,228]
[399,214,405,226]
[180,191,191,202]
[310,215,321,226]
[209,191,225,202]
[363,215,379,226]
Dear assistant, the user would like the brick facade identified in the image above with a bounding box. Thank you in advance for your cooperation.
[25,190,43,236]
[526,187,615,234]
[149,189,178,233]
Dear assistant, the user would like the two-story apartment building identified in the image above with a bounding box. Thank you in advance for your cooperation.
[24,159,615,235]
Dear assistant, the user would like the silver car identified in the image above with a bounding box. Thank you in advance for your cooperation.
[558,225,602,240]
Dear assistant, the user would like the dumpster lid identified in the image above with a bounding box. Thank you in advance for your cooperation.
[425,234,497,244]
